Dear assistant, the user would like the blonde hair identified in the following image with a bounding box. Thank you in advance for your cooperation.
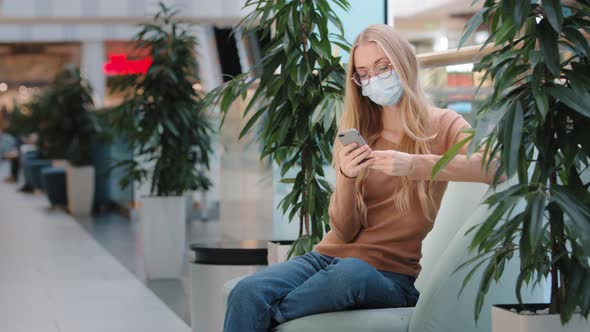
[333,24,441,225]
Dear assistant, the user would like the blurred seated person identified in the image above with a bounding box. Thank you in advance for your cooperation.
[0,127,18,183]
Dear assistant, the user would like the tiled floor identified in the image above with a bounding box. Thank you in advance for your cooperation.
[0,166,192,332]
[76,211,225,324]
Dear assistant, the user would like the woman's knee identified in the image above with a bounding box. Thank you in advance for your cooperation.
[228,276,265,306]
[332,257,377,283]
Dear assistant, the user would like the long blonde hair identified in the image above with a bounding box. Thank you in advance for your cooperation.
[333,24,440,224]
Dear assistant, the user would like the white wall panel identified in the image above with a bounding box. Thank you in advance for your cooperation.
[81,41,106,107]
[35,0,52,16]
[98,0,128,17]
[61,25,79,41]
[126,0,147,17]
[0,26,23,42]
[3,0,36,16]
[29,25,64,41]
[51,0,82,17]
[76,25,108,41]
[81,1,100,17]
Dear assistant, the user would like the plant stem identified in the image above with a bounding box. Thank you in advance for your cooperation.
[548,200,561,314]
[547,110,566,314]
[299,150,305,238]
[301,147,310,236]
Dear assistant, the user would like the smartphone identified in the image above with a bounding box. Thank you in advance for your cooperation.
[337,128,367,147]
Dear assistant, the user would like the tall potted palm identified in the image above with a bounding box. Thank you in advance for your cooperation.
[49,65,105,215]
[107,3,213,279]
[205,0,350,261]
[435,0,590,330]
[25,81,73,191]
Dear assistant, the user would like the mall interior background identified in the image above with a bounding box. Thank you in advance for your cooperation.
[0,0,501,326]
[0,0,490,237]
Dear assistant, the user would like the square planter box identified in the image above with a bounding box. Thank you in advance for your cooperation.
[267,240,294,266]
[267,240,319,266]
[492,304,589,332]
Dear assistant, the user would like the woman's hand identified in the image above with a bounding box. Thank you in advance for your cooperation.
[369,150,413,176]
[339,143,374,178]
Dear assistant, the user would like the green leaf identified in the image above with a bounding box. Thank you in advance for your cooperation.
[470,197,519,251]
[501,0,515,27]
[239,106,267,139]
[458,258,488,298]
[459,9,484,49]
[543,0,563,33]
[468,104,506,155]
[537,18,561,76]
[528,191,547,250]
[546,85,590,118]
[503,100,524,178]
[494,18,517,45]
[563,27,590,57]
[311,99,327,126]
[551,186,590,252]
[431,133,474,181]
[281,178,296,184]
[483,183,527,206]
[532,86,549,121]
[513,0,531,29]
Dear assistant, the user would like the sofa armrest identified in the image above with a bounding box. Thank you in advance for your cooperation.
[409,179,545,332]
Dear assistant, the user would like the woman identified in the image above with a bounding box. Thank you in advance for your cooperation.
[224,24,503,332]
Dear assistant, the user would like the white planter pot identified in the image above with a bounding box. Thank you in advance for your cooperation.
[492,305,590,332]
[185,191,194,223]
[139,195,186,279]
[52,159,69,168]
[267,241,293,266]
[66,165,95,216]
[267,241,318,266]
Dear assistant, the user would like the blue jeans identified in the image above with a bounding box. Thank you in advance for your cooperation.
[224,251,420,332]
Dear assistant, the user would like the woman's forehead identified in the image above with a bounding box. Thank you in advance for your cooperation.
[353,42,388,69]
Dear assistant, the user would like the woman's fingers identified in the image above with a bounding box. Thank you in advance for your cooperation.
[350,148,372,166]
[348,145,371,161]
[342,143,358,156]
[350,159,375,174]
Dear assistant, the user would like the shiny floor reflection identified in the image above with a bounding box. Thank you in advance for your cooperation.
[77,211,224,324]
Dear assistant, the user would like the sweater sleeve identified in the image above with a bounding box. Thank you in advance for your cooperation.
[409,152,498,183]
[328,170,362,242]
[409,110,505,184]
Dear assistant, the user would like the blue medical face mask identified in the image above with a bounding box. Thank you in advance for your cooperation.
[361,71,404,107]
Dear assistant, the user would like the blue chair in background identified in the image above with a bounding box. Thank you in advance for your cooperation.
[28,159,53,190]
[22,150,40,189]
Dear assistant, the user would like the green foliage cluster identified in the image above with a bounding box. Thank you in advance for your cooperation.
[438,0,590,324]
[6,99,35,138]
[108,3,213,196]
[20,66,104,166]
[205,0,351,256]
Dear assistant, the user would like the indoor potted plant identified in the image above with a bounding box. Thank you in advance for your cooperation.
[107,3,213,279]
[435,0,590,330]
[49,65,106,216]
[204,0,351,263]
[23,85,69,191]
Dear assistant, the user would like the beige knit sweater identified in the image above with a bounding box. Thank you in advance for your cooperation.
[315,108,499,277]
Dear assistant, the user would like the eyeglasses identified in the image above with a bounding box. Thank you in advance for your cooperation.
[351,63,394,87]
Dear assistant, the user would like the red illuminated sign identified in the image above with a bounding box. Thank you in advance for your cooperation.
[103,54,153,75]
